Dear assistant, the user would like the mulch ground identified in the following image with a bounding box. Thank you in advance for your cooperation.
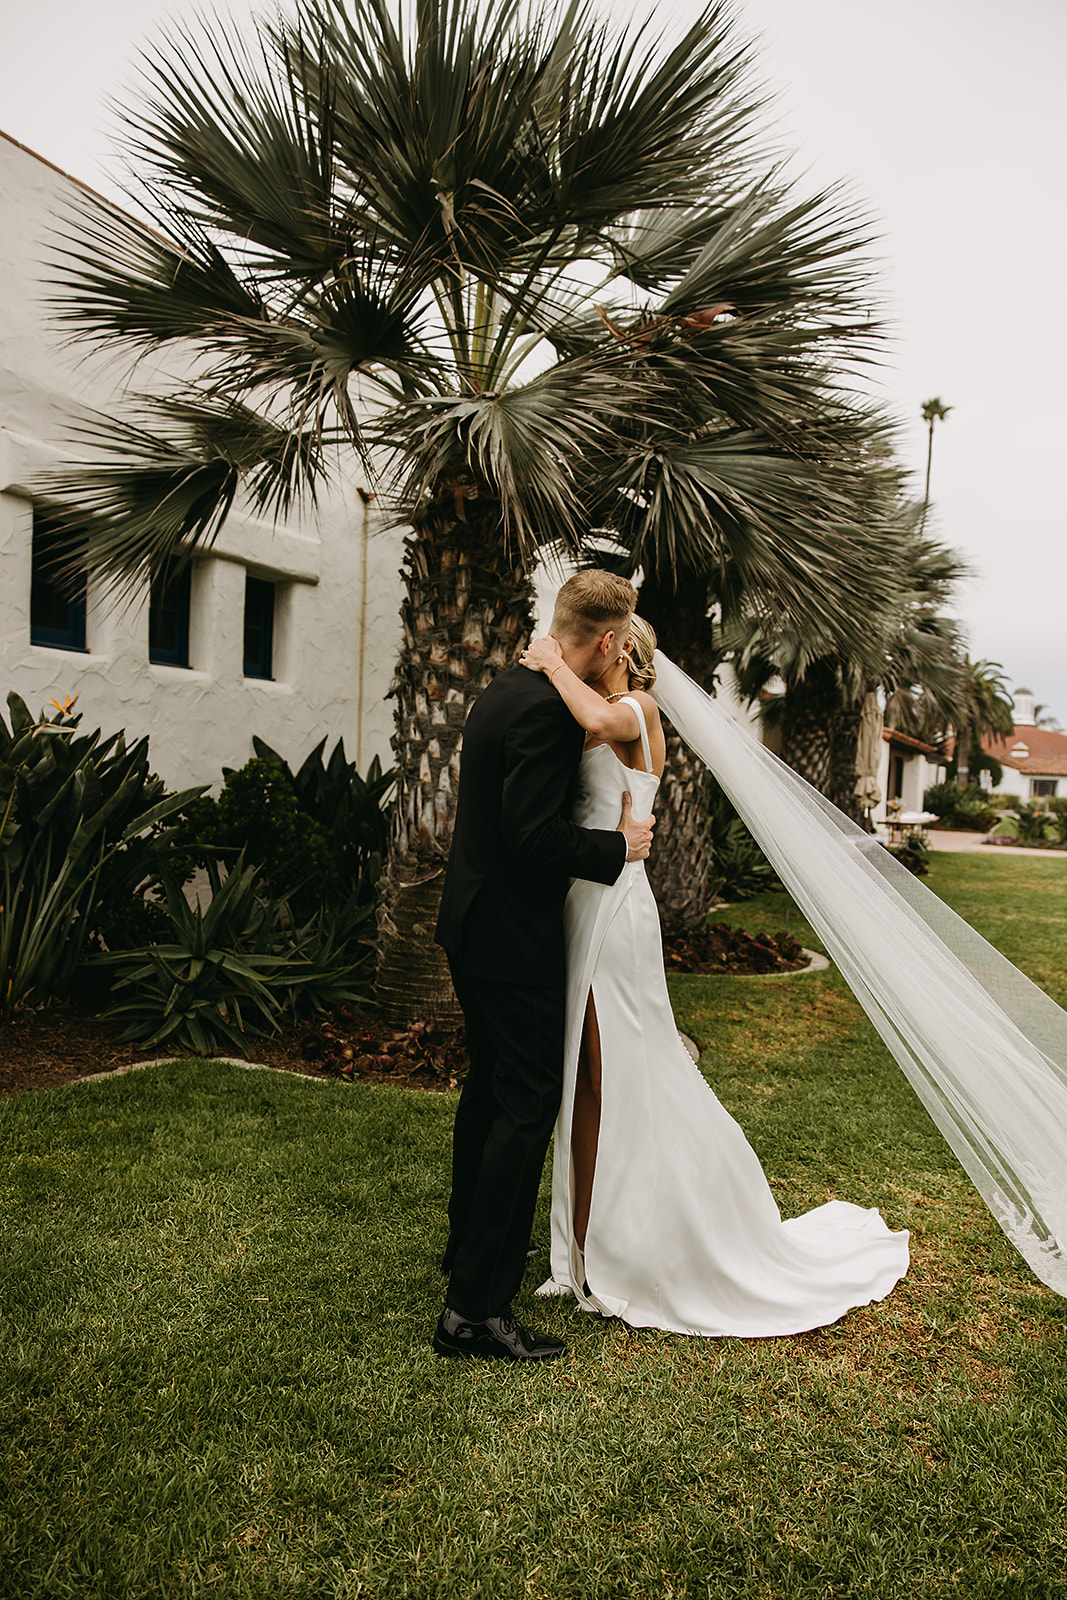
[0,1005,446,1100]
[663,923,808,975]
[1,927,809,1099]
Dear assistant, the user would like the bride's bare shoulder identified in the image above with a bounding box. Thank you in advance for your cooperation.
[627,689,662,727]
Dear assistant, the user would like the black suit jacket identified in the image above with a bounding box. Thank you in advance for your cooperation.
[435,666,626,986]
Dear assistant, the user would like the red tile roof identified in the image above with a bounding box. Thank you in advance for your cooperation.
[883,728,939,756]
[984,724,1067,774]
[1018,758,1067,775]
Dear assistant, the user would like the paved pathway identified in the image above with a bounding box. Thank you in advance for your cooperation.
[924,830,1066,859]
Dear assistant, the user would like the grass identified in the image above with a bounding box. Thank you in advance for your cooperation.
[2,851,1066,1598]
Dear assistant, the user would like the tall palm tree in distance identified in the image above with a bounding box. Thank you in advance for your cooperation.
[919,396,952,535]
[43,0,900,1016]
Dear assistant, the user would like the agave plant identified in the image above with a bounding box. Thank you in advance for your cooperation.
[0,693,204,1018]
[705,781,780,903]
[1011,799,1060,847]
[99,855,374,1053]
[42,0,899,1016]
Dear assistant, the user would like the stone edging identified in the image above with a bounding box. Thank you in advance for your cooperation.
[74,1056,334,1087]
[767,948,829,977]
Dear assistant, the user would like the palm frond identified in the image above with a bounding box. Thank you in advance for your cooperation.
[299,0,568,276]
[49,199,264,353]
[381,348,648,556]
[660,186,877,323]
[603,201,747,295]
[725,506,973,726]
[642,317,880,435]
[725,612,846,701]
[600,420,901,652]
[535,2,764,233]
[121,17,346,276]
[32,395,327,594]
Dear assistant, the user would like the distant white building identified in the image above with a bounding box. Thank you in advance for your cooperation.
[0,130,403,792]
[874,727,945,822]
[983,689,1067,802]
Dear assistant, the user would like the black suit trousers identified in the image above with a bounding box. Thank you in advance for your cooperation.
[444,966,566,1322]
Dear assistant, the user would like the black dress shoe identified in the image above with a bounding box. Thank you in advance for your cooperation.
[432,1307,566,1362]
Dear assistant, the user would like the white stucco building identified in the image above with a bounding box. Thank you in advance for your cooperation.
[0,131,404,793]
[873,727,945,821]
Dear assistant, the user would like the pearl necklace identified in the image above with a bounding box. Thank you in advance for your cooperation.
[604,691,628,702]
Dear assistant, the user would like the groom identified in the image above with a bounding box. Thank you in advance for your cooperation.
[433,570,654,1361]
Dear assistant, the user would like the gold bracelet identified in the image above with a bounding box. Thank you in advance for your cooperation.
[548,661,565,678]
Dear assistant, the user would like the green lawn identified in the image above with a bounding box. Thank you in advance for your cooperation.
[2,852,1066,1599]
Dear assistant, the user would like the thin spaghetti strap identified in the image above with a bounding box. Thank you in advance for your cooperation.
[620,695,652,773]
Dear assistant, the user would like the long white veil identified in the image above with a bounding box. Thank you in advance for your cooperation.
[651,651,1067,1296]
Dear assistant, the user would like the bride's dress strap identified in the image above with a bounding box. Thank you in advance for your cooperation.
[620,695,653,774]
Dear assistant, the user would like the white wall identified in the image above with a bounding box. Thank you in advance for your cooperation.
[871,742,946,823]
[993,766,1028,801]
[0,131,404,792]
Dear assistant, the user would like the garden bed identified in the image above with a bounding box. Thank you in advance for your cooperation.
[982,835,1066,851]
[663,922,810,976]
[1,924,816,1097]
[0,1001,330,1099]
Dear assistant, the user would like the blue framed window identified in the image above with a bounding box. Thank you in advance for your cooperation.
[243,575,275,679]
[30,510,87,652]
[149,565,192,667]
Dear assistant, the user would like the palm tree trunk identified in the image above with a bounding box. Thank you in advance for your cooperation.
[920,417,935,535]
[780,660,839,793]
[374,472,534,1024]
[646,727,715,934]
[826,693,867,824]
[637,570,717,936]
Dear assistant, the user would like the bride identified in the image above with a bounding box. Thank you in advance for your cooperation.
[520,620,910,1337]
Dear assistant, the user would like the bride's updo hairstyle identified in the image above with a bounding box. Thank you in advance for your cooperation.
[624,615,657,691]
[550,569,637,643]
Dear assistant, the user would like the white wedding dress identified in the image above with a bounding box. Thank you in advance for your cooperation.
[542,697,909,1337]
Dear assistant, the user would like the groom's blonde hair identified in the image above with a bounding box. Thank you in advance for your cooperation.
[551,570,637,644]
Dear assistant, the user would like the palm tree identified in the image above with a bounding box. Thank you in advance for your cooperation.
[43,0,895,1016]
[952,659,1015,782]
[730,513,969,823]
[919,396,952,535]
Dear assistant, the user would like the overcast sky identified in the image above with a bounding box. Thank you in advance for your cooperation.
[4,0,1065,718]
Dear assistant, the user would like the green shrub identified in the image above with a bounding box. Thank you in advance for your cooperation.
[0,693,202,1017]
[172,740,394,918]
[253,735,393,903]
[172,757,336,915]
[707,782,782,901]
[922,780,998,832]
[97,736,391,1049]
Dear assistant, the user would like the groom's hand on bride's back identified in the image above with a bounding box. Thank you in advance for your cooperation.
[618,791,655,860]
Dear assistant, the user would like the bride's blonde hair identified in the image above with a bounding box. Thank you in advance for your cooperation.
[624,615,657,691]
